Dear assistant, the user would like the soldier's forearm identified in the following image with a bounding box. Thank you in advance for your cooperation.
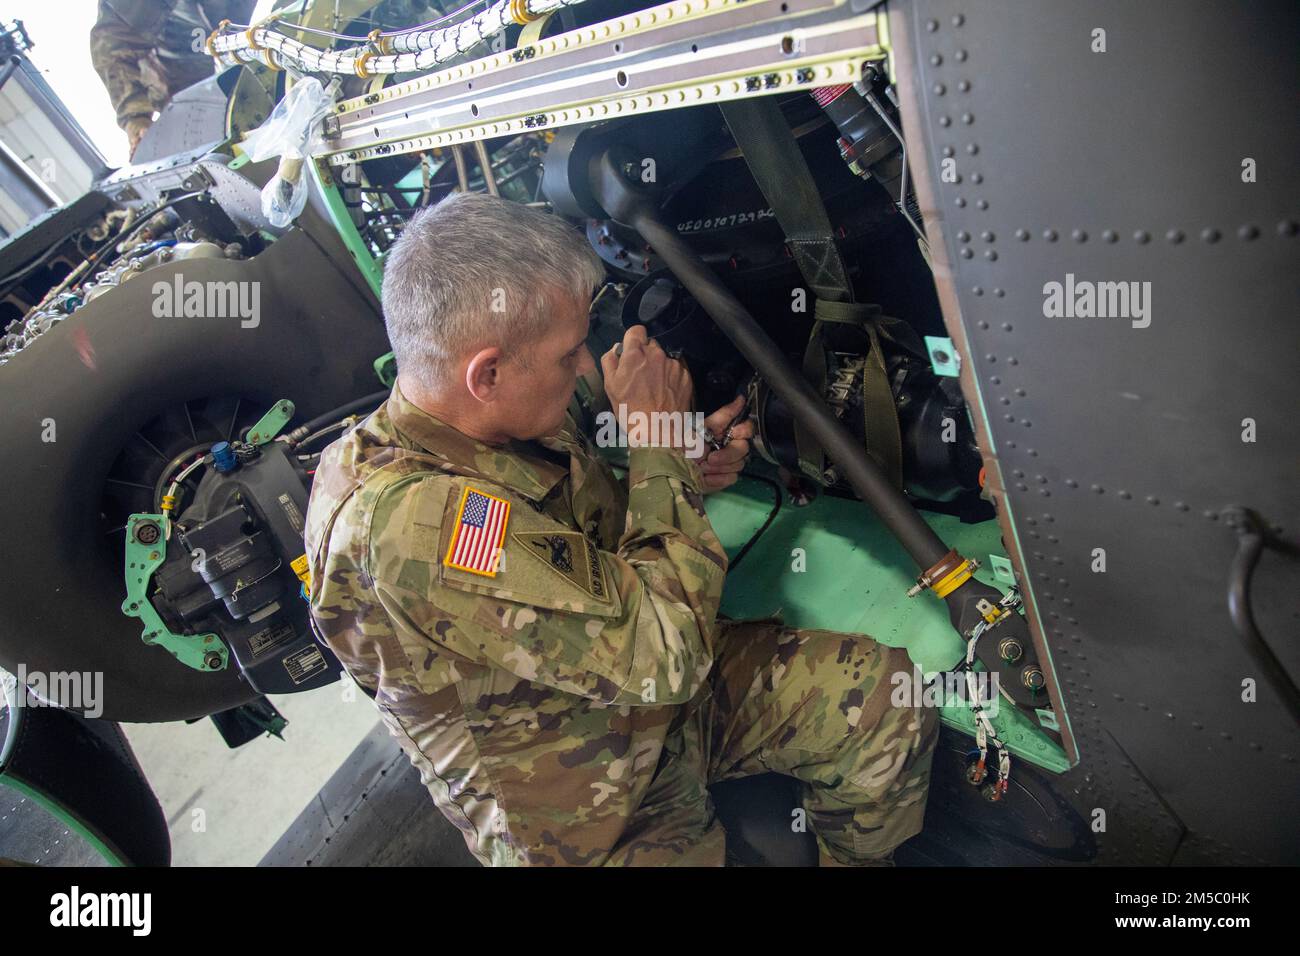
[621,446,722,566]
[615,445,729,694]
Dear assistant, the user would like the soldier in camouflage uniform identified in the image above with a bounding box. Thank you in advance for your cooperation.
[305,192,938,866]
[91,0,254,157]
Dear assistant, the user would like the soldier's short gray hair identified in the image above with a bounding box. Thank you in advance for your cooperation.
[381,191,605,389]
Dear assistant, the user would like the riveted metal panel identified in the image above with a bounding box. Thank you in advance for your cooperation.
[891,0,1299,863]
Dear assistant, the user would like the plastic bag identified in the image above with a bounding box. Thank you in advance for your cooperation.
[240,78,336,228]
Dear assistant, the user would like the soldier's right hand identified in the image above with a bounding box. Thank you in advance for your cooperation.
[601,325,694,449]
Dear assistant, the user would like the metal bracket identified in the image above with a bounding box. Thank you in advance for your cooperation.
[121,514,228,672]
[924,335,961,377]
[246,398,295,445]
[988,553,1016,583]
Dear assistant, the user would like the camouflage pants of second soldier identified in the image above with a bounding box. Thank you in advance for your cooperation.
[621,619,940,866]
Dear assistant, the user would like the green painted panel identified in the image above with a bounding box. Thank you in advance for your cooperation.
[705,474,1069,773]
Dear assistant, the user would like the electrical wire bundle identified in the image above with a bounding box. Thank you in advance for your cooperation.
[209,0,591,78]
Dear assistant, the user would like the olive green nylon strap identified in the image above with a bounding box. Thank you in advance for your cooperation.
[810,299,905,489]
[720,98,854,302]
[722,97,906,488]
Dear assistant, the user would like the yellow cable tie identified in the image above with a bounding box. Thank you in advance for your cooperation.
[205,19,232,56]
[511,0,541,25]
[354,48,375,78]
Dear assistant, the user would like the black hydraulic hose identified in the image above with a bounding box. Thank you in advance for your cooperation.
[1226,508,1300,725]
[297,390,389,437]
[600,163,948,570]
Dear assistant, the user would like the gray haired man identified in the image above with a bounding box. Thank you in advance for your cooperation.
[303,191,937,866]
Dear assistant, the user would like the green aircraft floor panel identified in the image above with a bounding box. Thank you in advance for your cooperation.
[705,475,1069,774]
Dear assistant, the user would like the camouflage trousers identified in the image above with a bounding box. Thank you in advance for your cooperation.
[619,619,940,866]
[377,620,938,866]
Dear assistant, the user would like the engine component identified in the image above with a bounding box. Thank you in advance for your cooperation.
[4,241,239,362]
[123,405,341,695]
[122,514,228,673]
[617,270,750,397]
[810,77,905,200]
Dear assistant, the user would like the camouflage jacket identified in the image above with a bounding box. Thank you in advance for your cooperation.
[91,0,255,129]
[304,382,730,865]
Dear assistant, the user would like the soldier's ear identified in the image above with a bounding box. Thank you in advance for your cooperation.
[464,347,503,402]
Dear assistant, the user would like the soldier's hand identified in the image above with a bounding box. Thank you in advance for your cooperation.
[126,116,153,160]
[699,395,754,493]
[601,325,694,450]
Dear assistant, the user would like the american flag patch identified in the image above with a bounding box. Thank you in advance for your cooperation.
[444,487,510,576]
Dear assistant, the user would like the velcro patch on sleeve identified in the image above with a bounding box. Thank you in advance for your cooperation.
[513,531,609,602]
[443,486,510,577]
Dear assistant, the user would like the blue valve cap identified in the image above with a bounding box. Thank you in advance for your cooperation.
[211,441,237,473]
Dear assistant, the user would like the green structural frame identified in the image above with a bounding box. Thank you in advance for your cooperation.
[374,351,397,387]
[311,160,384,299]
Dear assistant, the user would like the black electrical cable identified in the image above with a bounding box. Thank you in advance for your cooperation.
[727,472,783,571]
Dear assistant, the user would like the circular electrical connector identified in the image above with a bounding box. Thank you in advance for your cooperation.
[134,520,161,545]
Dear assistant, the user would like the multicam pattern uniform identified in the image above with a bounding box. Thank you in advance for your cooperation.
[90,0,255,130]
[305,382,938,865]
